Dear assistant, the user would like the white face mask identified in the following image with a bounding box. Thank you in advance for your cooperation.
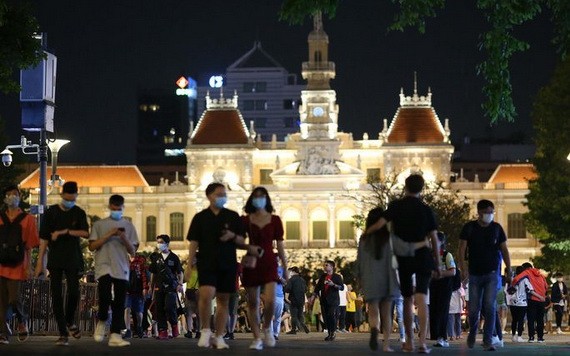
[157,243,168,252]
[4,195,20,208]
[481,213,494,224]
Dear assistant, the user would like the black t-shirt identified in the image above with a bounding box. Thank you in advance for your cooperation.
[39,204,89,270]
[149,251,183,290]
[186,208,244,271]
[384,196,438,242]
[460,221,506,276]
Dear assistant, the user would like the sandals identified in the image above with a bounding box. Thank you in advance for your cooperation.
[68,324,81,339]
[16,323,29,342]
[402,343,414,353]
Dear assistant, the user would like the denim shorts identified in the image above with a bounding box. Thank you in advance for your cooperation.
[125,294,144,314]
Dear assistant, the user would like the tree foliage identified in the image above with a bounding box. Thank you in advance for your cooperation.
[0,0,43,93]
[524,58,570,274]
[278,0,570,124]
[350,175,471,254]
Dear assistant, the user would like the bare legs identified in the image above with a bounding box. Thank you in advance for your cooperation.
[246,282,276,340]
[367,299,395,352]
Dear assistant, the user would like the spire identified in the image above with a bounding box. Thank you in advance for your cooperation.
[313,11,323,32]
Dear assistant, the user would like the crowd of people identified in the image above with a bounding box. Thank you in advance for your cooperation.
[0,177,568,353]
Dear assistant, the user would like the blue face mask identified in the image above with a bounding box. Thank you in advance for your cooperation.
[252,197,267,210]
[110,210,123,220]
[61,199,75,209]
[214,196,227,209]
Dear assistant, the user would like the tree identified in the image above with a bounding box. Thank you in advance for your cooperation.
[279,0,570,124]
[351,175,471,254]
[0,116,24,189]
[0,0,43,93]
[524,58,570,274]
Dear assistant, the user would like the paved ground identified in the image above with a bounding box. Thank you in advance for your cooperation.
[1,331,569,355]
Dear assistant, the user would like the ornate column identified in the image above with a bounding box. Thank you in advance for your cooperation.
[158,203,167,235]
[301,195,309,248]
[328,194,336,248]
[134,203,143,244]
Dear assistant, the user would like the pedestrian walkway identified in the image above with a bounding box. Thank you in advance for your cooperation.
[0,331,569,355]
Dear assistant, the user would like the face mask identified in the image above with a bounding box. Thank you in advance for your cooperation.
[252,197,267,210]
[214,196,227,209]
[481,213,494,224]
[4,195,20,208]
[157,243,168,252]
[110,210,123,220]
[61,199,75,209]
[557,278,563,282]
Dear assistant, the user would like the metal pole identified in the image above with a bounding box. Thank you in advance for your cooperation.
[39,129,48,211]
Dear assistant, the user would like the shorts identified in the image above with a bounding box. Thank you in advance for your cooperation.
[397,248,435,297]
[198,268,237,294]
[125,294,144,314]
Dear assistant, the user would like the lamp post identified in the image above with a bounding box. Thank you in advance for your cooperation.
[47,139,70,187]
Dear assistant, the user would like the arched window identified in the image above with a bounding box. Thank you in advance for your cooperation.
[337,208,356,240]
[282,209,301,240]
[311,208,328,240]
[169,212,184,241]
[508,213,526,239]
[146,216,156,242]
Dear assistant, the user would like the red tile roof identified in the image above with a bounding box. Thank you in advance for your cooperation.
[191,109,250,145]
[386,107,446,144]
[19,166,149,189]
[488,164,537,186]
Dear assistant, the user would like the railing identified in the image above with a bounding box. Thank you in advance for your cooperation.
[8,280,98,336]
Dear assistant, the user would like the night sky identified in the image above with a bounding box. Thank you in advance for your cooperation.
[0,0,558,165]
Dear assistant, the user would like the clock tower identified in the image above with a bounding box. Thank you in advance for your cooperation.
[299,12,339,141]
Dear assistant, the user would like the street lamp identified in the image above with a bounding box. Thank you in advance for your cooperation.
[47,139,70,187]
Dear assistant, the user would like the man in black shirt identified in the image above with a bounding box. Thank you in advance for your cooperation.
[186,182,259,349]
[149,234,183,340]
[285,267,309,334]
[458,199,512,351]
[35,181,89,346]
[311,260,344,342]
[365,174,440,353]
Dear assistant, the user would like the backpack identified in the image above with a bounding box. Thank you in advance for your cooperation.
[0,211,27,266]
[444,251,462,291]
[128,267,144,294]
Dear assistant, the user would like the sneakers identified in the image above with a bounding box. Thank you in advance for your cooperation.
[197,329,212,348]
[303,324,310,333]
[511,334,518,342]
[56,336,69,346]
[483,344,496,351]
[223,332,234,340]
[434,338,449,347]
[16,322,29,342]
[286,330,297,335]
[0,336,9,345]
[537,338,545,343]
[184,331,193,338]
[212,335,230,349]
[263,327,276,347]
[467,332,476,349]
[557,327,562,335]
[108,333,131,347]
[123,329,132,339]
[249,338,263,350]
[171,325,179,338]
[158,330,169,340]
[94,321,106,342]
[528,337,536,343]
[491,336,503,347]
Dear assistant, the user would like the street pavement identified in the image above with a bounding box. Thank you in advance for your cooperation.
[1,330,569,355]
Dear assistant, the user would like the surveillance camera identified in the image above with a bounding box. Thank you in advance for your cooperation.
[1,149,13,167]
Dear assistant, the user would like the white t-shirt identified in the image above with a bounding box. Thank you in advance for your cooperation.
[89,217,139,281]
[339,284,348,306]
[449,286,465,314]
[510,278,533,307]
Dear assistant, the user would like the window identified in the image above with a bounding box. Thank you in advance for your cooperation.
[312,221,327,240]
[243,82,267,93]
[146,216,156,241]
[169,212,184,241]
[508,213,526,239]
[243,100,255,111]
[338,221,354,240]
[255,82,267,92]
[255,100,267,111]
[367,168,381,183]
[283,99,297,110]
[285,221,300,240]
[284,117,300,128]
[256,118,267,128]
[243,82,254,92]
[260,169,273,185]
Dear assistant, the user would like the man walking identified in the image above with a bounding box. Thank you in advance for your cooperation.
[365,174,441,353]
[186,182,258,349]
[551,272,567,334]
[35,181,89,345]
[458,199,512,351]
[311,260,344,341]
[0,185,39,344]
[285,267,309,334]
[89,194,139,347]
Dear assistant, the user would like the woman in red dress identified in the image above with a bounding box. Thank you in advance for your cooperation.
[241,187,288,350]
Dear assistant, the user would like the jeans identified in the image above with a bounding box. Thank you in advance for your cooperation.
[49,267,81,336]
[155,288,178,332]
[97,274,128,334]
[321,301,338,335]
[337,305,346,331]
[447,313,462,338]
[468,271,498,346]
[527,300,545,339]
[273,297,284,336]
[429,278,452,340]
[290,303,307,332]
[553,305,564,329]
[391,297,405,339]
[0,278,25,336]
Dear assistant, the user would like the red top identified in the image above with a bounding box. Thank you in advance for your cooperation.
[240,215,284,287]
[0,208,40,280]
